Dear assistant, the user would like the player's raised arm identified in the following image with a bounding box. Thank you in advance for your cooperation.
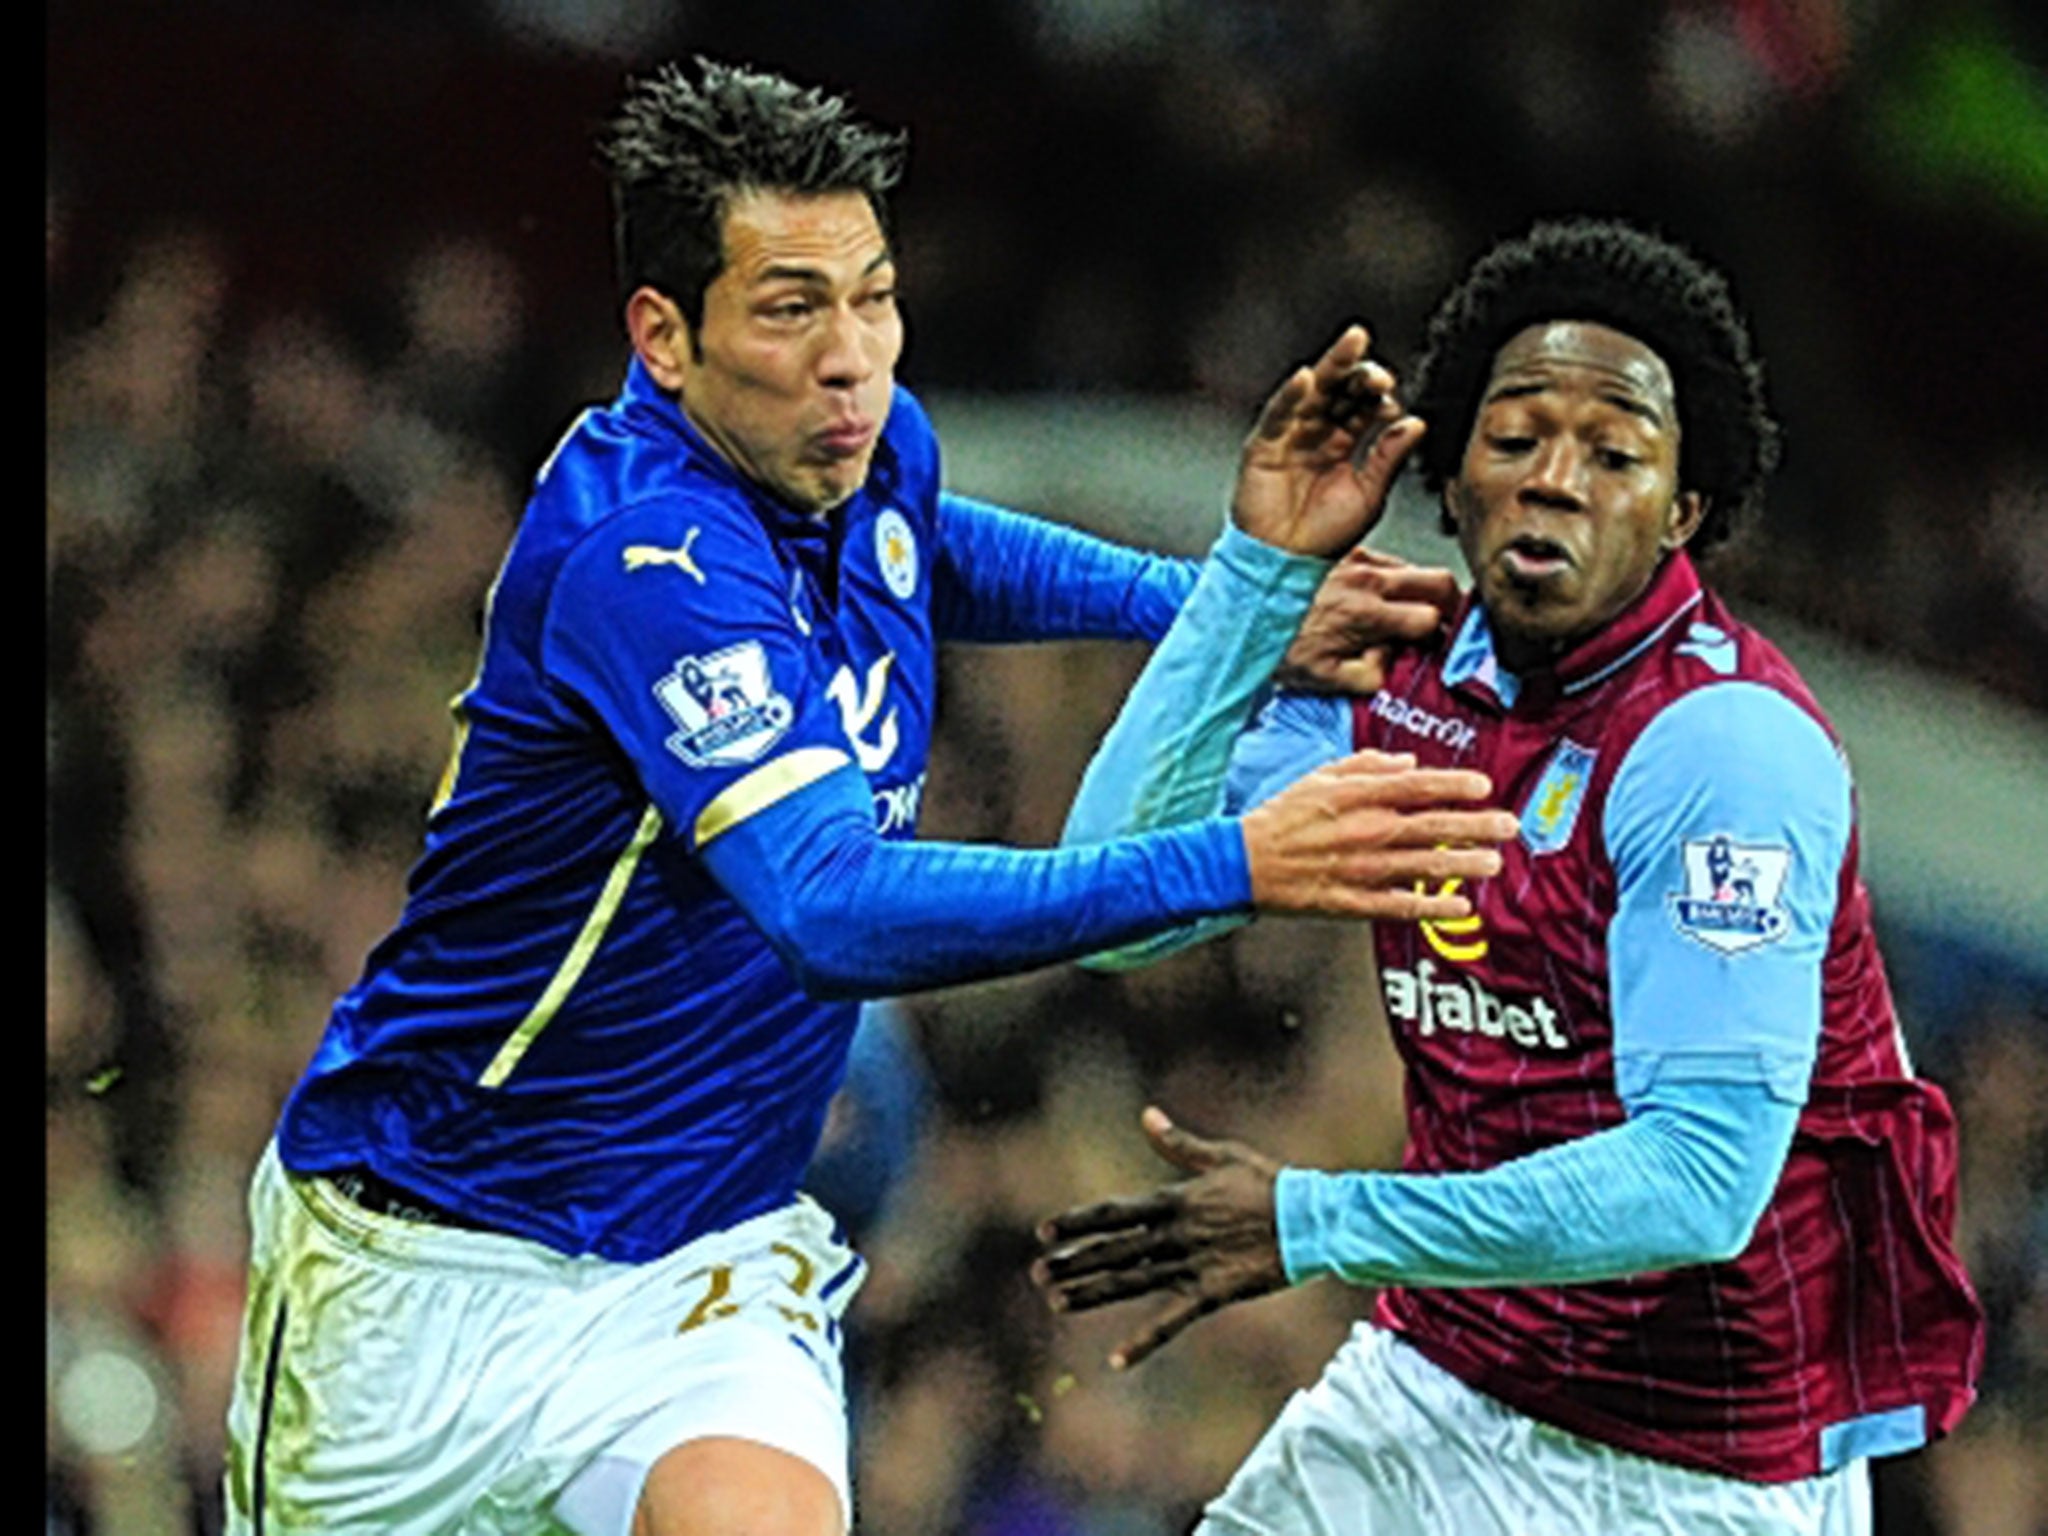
[1057,329,1492,969]
[923,322,1432,649]
[1231,323,1426,558]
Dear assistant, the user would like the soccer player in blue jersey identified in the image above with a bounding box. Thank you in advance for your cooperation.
[218,57,1518,1536]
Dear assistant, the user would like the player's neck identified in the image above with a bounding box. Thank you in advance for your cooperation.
[1487,622,1569,678]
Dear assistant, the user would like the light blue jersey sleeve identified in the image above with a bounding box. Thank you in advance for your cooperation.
[1279,682,1853,1287]
[1225,692,1355,815]
[1603,683,1851,1104]
[1059,524,1350,970]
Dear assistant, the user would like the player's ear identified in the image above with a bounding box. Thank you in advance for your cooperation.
[626,287,694,394]
[1664,490,1707,550]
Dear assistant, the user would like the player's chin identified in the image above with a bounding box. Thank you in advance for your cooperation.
[783,460,870,514]
[1478,572,1584,638]
[814,452,881,510]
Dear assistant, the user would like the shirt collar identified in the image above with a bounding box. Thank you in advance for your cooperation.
[615,357,848,548]
[619,357,730,479]
[1443,551,1705,711]
[1442,605,1521,708]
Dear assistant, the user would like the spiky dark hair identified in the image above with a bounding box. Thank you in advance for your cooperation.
[1408,217,1781,552]
[597,57,908,329]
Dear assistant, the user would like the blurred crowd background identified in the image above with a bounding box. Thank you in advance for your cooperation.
[46,1,2048,1533]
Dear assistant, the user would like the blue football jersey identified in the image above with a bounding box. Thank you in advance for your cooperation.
[276,360,946,1262]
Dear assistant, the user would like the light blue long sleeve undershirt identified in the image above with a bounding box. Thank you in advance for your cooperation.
[1060,523,1335,968]
[1058,533,1855,1287]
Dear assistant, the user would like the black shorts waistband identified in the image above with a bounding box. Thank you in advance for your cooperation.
[325,1166,495,1233]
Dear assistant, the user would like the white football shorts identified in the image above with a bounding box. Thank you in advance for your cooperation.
[222,1141,864,1536]
[1198,1323,1871,1536]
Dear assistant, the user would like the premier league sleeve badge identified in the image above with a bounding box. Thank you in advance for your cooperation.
[1669,833,1793,954]
[653,641,795,768]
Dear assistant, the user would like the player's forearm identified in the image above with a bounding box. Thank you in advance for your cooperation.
[1276,1079,1798,1288]
[1050,527,1329,969]
[931,493,1198,643]
[1060,523,1331,969]
[701,770,1252,999]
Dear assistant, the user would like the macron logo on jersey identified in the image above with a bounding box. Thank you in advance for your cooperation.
[1371,691,1477,753]
[1382,958,1572,1053]
[1677,620,1738,675]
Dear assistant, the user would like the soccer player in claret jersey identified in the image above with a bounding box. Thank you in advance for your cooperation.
[1033,218,1984,1536]
[218,57,1518,1536]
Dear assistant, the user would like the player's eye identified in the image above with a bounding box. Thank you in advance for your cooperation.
[763,298,818,322]
[1489,435,1536,455]
[857,287,897,311]
[1595,447,1641,471]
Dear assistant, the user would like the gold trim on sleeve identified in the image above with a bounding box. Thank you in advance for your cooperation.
[693,747,853,847]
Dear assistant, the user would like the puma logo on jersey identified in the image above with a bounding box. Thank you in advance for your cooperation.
[622,528,706,583]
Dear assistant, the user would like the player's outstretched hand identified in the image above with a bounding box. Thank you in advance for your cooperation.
[1278,547,1463,697]
[1033,1107,1287,1370]
[1240,751,1518,921]
[1232,324,1426,560]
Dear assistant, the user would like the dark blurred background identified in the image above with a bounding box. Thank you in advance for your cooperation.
[46,2,2048,1532]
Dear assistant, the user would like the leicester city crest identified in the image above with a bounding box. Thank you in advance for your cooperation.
[1669,834,1793,954]
[875,508,918,600]
[653,641,794,768]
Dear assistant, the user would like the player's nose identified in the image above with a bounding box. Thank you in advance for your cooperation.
[815,303,878,389]
[1518,440,1585,510]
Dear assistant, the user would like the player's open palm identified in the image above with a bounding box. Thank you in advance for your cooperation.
[1232,324,1426,559]
[1033,1107,1289,1369]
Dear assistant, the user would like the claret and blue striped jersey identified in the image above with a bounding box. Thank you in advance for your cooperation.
[276,359,1203,1262]
[1342,554,1982,1482]
[1063,532,1983,1484]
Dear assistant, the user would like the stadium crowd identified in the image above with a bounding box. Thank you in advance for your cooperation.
[47,1,2046,1532]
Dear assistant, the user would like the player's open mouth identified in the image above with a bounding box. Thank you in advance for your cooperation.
[1500,535,1572,582]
